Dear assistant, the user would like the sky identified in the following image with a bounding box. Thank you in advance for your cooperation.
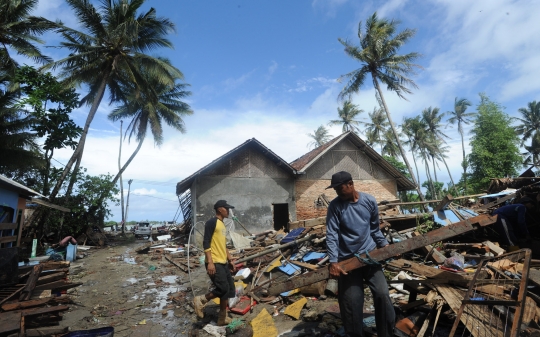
[24,0,540,222]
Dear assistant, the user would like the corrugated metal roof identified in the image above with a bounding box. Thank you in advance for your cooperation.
[0,174,45,198]
[176,138,298,195]
[291,131,416,191]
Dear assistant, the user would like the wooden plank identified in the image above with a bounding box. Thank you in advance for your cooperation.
[0,223,18,230]
[290,260,319,271]
[22,305,69,317]
[289,217,326,230]
[387,259,473,282]
[436,285,504,337]
[411,232,446,264]
[25,327,69,336]
[268,214,497,296]
[30,198,70,212]
[0,236,17,244]
[433,194,454,212]
[33,280,80,291]
[19,264,43,301]
[36,272,67,285]
[1,298,50,311]
[479,192,516,210]
[482,241,505,256]
[0,311,21,334]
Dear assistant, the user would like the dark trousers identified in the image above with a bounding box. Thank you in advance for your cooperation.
[338,265,395,337]
[494,215,518,246]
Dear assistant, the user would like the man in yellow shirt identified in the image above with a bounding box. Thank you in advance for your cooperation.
[193,200,237,325]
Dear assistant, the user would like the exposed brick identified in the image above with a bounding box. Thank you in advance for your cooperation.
[295,179,398,220]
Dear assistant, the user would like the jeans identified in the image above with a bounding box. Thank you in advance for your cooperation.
[338,265,395,337]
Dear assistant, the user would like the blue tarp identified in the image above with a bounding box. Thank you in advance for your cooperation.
[478,190,516,199]
[280,227,305,244]
[302,252,326,262]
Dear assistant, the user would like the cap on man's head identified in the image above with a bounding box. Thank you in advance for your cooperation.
[214,200,235,209]
[326,171,353,189]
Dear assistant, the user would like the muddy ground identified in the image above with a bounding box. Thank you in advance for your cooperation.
[61,239,352,336]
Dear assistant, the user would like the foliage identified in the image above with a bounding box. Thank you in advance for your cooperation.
[383,155,410,179]
[337,12,424,199]
[0,0,55,76]
[41,169,119,236]
[364,106,388,152]
[468,94,522,191]
[516,100,540,146]
[16,66,81,152]
[307,125,333,149]
[328,100,364,134]
[415,213,441,235]
[421,181,445,200]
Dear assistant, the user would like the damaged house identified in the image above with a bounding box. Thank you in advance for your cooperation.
[175,131,415,232]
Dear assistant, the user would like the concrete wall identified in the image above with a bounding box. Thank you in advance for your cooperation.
[194,176,295,232]
[295,179,398,220]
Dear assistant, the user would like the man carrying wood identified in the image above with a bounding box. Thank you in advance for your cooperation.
[192,200,237,326]
[326,171,395,337]
[492,197,535,251]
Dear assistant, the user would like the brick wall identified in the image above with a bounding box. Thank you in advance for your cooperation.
[295,179,398,220]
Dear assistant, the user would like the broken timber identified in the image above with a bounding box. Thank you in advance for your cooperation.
[268,214,497,296]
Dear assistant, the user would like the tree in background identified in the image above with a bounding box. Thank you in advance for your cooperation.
[422,181,445,200]
[364,106,388,153]
[516,101,540,168]
[338,12,424,200]
[468,94,522,191]
[46,0,183,200]
[381,129,401,158]
[106,58,192,195]
[447,97,474,193]
[16,66,81,196]
[522,133,540,169]
[328,100,364,134]
[0,0,55,77]
[307,125,333,149]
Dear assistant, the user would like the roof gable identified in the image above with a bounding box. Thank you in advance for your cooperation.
[176,138,297,195]
[290,132,415,191]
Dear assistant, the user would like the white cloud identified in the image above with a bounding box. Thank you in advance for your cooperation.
[268,61,278,75]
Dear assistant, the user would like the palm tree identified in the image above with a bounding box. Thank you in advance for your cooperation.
[328,100,364,134]
[447,97,473,193]
[523,133,540,168]
[435,140,460,196]
[45,0,182,200]
[381,128,401,158]
[364,106,389,153]
[307,125,333,149]
[338,12,424,200]
[0,0,55,76]
[107,59,192,190]
[401,117,423,185]
[516,101,540,145]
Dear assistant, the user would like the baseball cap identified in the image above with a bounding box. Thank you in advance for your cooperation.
[326,171,353,189]
[214,200,235,209]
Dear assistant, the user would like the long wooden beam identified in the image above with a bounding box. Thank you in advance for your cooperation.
[267,214,497,296]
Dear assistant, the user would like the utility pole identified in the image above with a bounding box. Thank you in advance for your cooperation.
[123,179,133,233]
[118,120,125,229]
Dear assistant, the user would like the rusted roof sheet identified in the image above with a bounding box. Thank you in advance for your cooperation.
[176,138,297,195]
[290,131,416,191]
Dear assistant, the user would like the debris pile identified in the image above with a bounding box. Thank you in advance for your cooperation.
[0,259,81,336]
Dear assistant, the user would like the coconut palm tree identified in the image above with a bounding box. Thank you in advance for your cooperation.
[338,12,424,200]
[381,128,401,158]
[329,100,364,134]
[45,0,182,200]
[401,117,423,185]
[108,59,192,190]
[307,125,333,149]
[0,0,55,76]
[516,101,540,145]
[523,133,540,168]
[447,97,473,193]
[364,106,388,153]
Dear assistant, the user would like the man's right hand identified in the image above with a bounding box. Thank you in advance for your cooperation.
[207,263,216,276]
[329,262,348,278]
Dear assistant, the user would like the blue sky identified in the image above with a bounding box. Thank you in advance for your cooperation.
[27,0,540,222]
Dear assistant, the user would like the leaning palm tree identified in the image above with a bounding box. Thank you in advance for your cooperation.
[328,100,364,134]
[108,60,192,190]
[401,116,423,185]
[307,125,333,149]
[45,0,182,200]
[364,106,389,153]
[0,0,55,77]
[338,12,424,200]
[447,97,473,193]
[522,133,540,168]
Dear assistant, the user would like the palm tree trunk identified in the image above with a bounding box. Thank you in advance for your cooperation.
[48,75,109,200]
[459,125,467,194]
[424,158,436,200]
[65,152,82,197]
[411,151,421,186]
[373,77,425,201]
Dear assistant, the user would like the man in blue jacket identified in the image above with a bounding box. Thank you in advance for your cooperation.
[326,171,395,337]
[492,197,535,249]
